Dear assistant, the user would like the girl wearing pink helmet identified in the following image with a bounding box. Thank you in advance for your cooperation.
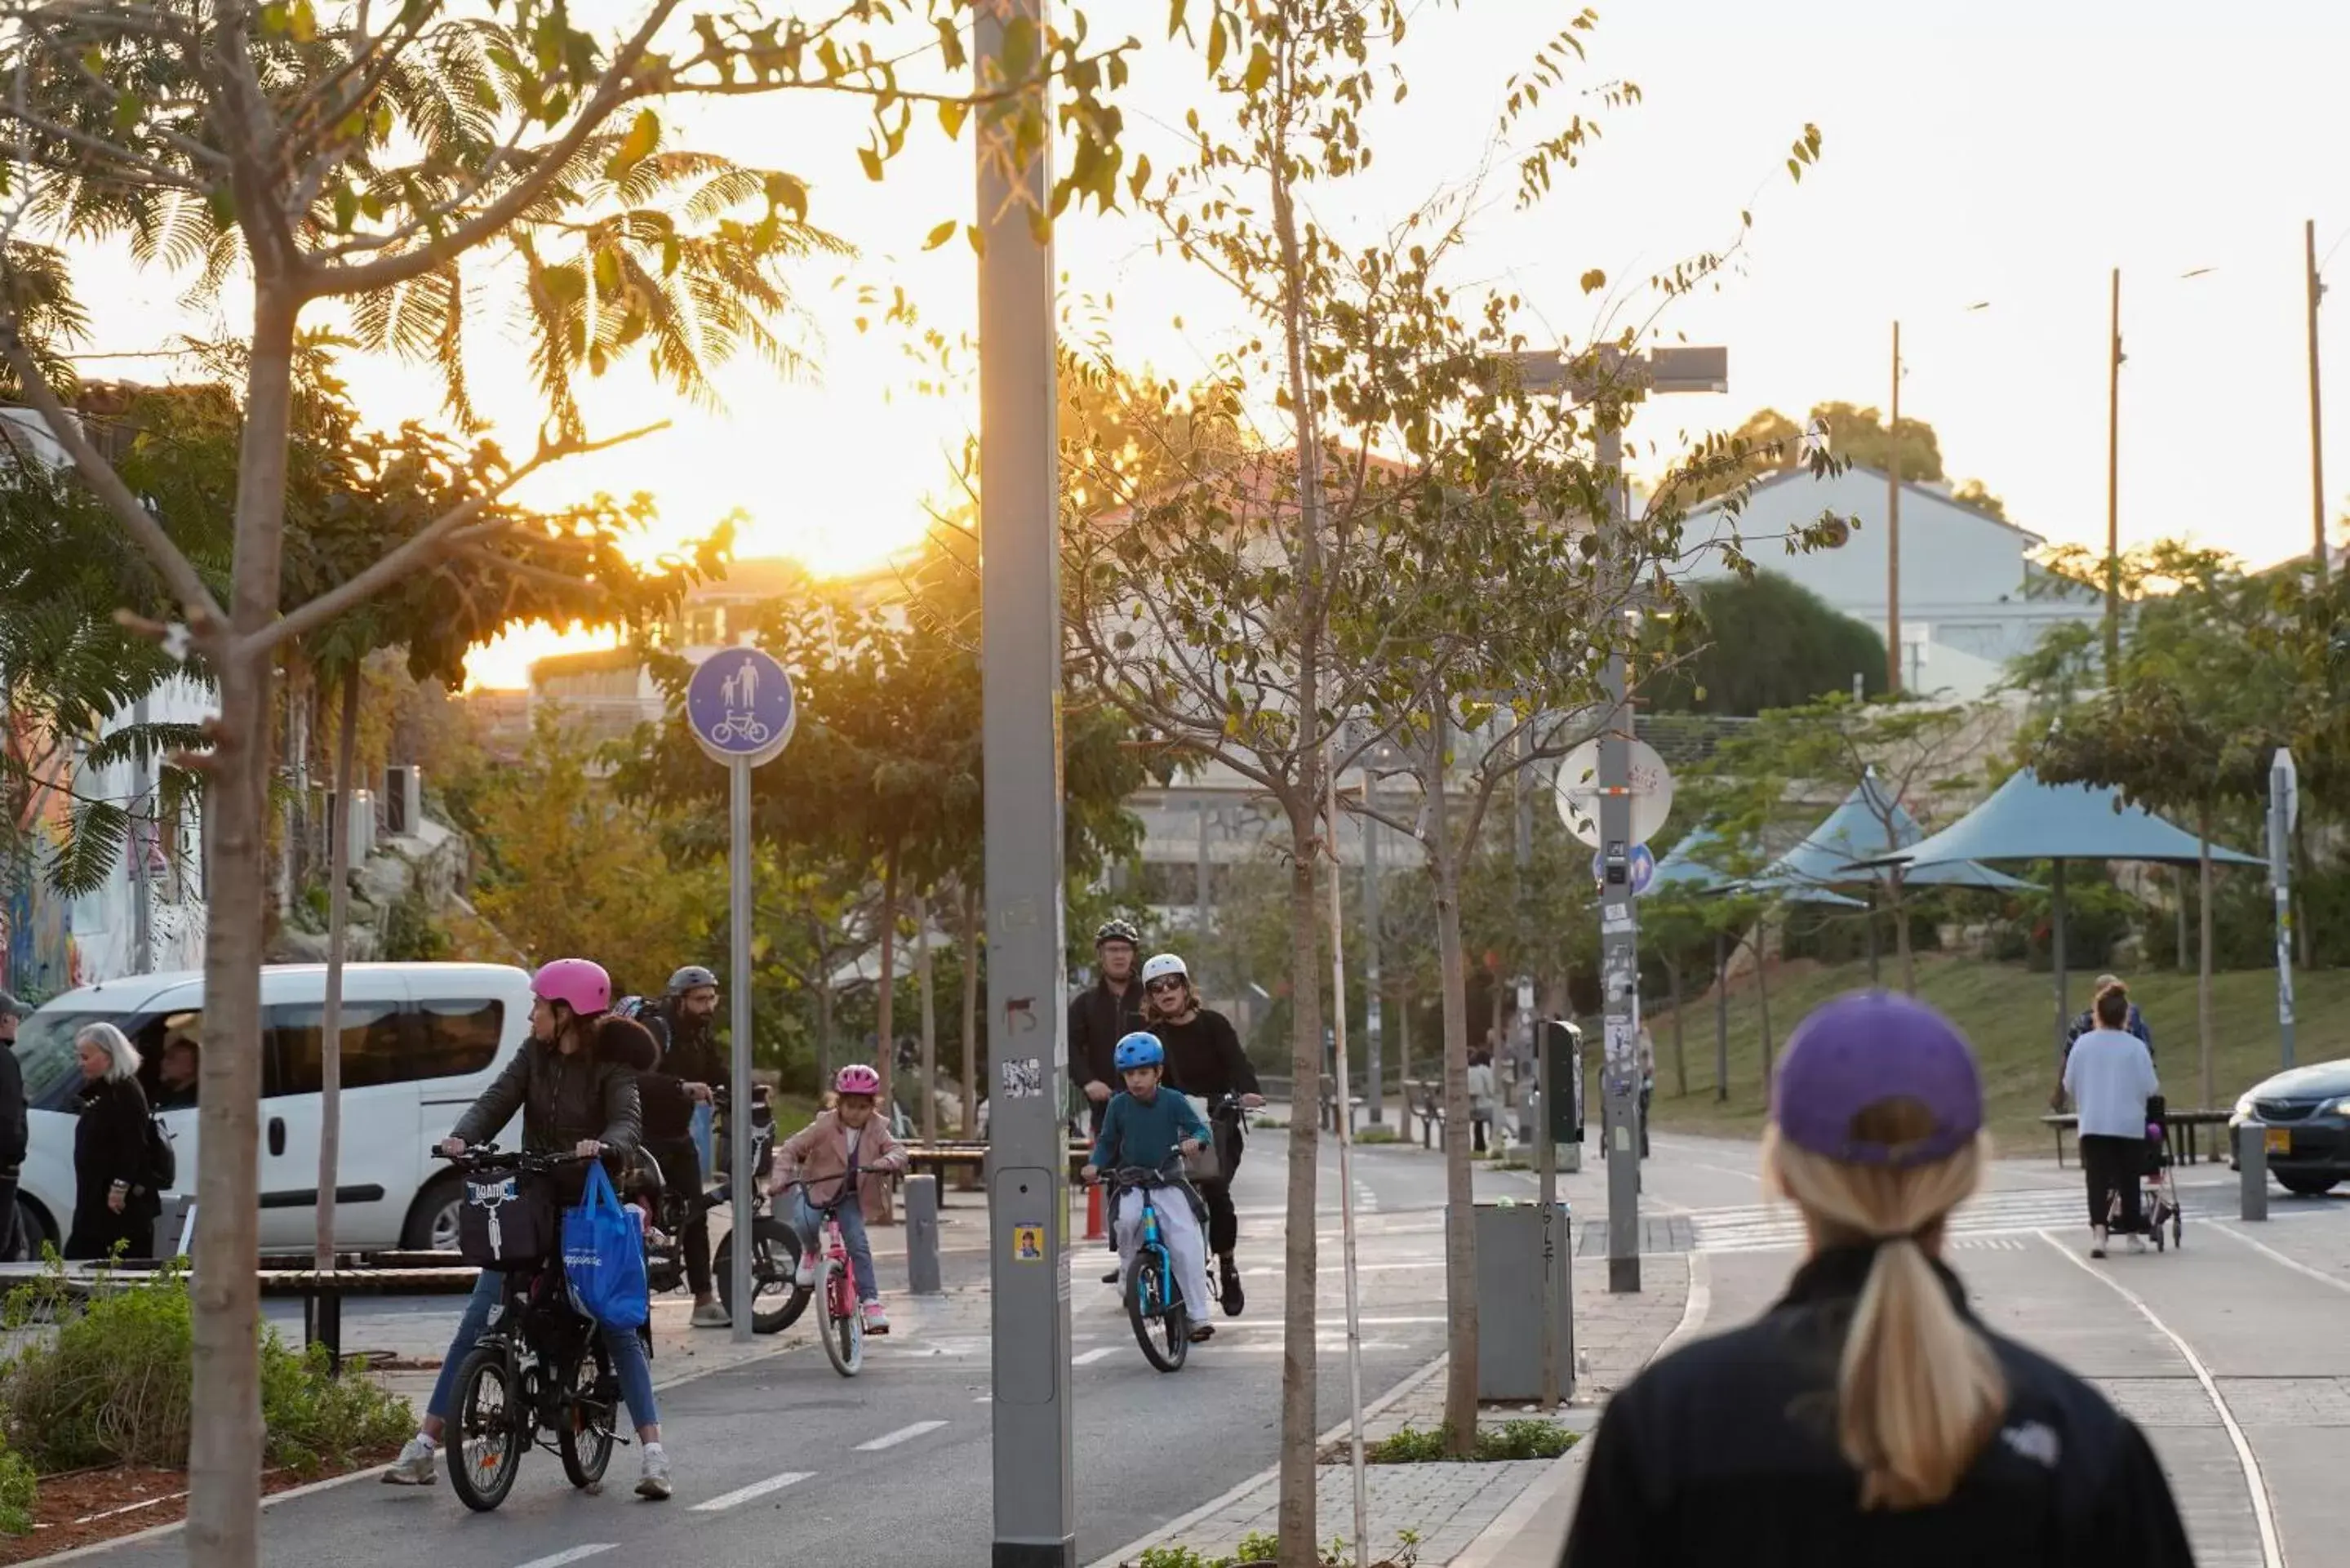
[768,1064,906,1333]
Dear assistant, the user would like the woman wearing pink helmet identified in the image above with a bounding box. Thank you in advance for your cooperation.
[385,959,677,1499]
[768,1063,906,1333]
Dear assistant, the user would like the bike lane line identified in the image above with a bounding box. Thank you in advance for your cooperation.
[855,1420,948,1451]
[691,1472,814,1512]
[513,1547,617,1568]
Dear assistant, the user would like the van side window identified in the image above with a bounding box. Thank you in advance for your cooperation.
[411,999,504,1082]
[265,1002,405,1096]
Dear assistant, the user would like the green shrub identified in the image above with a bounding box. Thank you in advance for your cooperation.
[1354,1127,1402,1146]
[0,1435,37,1536]
[1,1259,411,1477]
[1366,1419,1578,1464]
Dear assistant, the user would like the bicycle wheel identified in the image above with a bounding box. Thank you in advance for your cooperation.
[715,1216,811,1334]
[446,1347,525,1512]
[818,1255,864,1377]
[557,1339,617,1489]
[1126,1250,1188,1373]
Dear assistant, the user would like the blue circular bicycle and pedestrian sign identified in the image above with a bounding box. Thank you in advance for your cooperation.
[685,646,797,769]
[1592,842,1657,896]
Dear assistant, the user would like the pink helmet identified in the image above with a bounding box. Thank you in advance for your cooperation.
[531,958,611,1016]
[834,1064,882,1097]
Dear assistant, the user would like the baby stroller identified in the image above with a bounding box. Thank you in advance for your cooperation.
[2133,1095,2184,1252]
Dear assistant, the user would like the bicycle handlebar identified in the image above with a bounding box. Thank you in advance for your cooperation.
[435,1145,595,1175]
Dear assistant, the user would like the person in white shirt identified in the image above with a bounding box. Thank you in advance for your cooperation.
[1466,1051,1497,1153]
[2062,984,2159,1259]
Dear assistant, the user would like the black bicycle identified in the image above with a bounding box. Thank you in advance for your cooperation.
[630,1085,808,1333]
[439,1147,644,1512]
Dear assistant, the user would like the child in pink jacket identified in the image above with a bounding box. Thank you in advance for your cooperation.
[771,1064,906,1332]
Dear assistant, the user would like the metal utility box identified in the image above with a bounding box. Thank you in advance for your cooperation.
[1468,1199,1574,1401]
[1520,1019,1586,1174]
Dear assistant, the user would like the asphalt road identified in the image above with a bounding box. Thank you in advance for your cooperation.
[95,1126,1490,1568]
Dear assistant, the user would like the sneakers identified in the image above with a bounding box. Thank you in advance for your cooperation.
[2126,1233,2149,1255]
[690,1299,731,1329]
[381,1437,437,1486]
[1101,1268,1122,1286]
[861,1302,891,1335]
[636,1443,673,1501]
[1188,1323,1215,1344]
[1219,1254,1245,1317]
[2090,1224,2108,1260]
[793,1255,815,1290]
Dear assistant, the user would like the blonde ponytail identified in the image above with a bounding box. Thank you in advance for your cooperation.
[1764,1114,2008,1509]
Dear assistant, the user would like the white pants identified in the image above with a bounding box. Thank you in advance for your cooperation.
[1112,1184,1212,1321]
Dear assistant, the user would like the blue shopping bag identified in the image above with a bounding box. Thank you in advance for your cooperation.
[562,1162,650,1330]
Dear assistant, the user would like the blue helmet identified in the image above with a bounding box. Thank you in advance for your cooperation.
[1113,1032,1164,1072]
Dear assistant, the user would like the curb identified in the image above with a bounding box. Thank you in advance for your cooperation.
[1084,1355,1449,1568]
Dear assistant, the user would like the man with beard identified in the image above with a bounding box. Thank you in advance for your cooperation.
[635,966,730,1327]
[1068,919,1147,1139]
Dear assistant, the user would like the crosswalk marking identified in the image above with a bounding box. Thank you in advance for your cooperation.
[1690,1188,2103,1254]
[692,1472,813,1512]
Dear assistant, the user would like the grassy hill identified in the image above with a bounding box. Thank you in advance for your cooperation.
[1637,955,2350,1154]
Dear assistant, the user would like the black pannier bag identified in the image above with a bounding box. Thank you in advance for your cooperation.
[457,1170,558,1269]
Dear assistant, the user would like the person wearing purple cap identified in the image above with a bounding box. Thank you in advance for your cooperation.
[1561,991,2190,1568]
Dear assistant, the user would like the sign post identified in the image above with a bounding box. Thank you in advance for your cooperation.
[685,646,797,1347]
[2271,746,2299,1069]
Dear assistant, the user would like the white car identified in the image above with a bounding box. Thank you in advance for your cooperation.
[11,962,531,1256]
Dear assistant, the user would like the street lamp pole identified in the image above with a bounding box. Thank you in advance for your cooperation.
[976,3,1074,1562]
[2106,267,2124,680]
[1886,320,1902,695]
[2309,220,2329,575]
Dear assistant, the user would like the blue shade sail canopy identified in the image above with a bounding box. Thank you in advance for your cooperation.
[1846,767,2263,872]
[1753,771,2033,895]
[1644,824,1866,908]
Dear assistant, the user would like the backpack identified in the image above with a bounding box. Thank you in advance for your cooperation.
[144,1113,176,1193]
[613,996,671,1055]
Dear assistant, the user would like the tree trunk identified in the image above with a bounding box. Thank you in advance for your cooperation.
[811,910,835,1084]
[2199,812,2215,1110]
[1397,981,1415,1142]
[1893,867,1916,996]
[960,882,980,1137]
[876,839,900,1111]
[1425,714,1480,1456]
[1713,929,1730,1104]
[189,284,300,1568]
[315,672,360,1273]
[2175,866,2190,973]
[915,889,936,1142]
[1277,797,1326,1557]
[1755,931,1776,1090]
[1666,961,1687,1099]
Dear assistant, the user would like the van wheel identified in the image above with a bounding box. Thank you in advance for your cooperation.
[13,1197,55,1259]
[404,1173,465,1252]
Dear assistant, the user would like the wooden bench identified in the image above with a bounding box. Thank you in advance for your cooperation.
[2040,1110,2233,1169]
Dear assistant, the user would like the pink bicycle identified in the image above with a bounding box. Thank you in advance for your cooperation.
[778,1177,864,1377]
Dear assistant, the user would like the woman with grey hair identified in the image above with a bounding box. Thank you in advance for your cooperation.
[64,1022,157,1260]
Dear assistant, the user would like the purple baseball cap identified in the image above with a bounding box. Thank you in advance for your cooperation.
[1771,991,1983,1168]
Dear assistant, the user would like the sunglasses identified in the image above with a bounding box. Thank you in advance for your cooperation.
[1144,977,1186,993]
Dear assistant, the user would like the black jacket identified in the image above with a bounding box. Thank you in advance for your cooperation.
[637,1002,726,1142]
[450,1036,642,1197]
[1153,1010,1258,1103]
[1067,978,1144,1096]
[73,1076,153,1210]
[0,1043,25,1173]
[1561,1245,2192,1568]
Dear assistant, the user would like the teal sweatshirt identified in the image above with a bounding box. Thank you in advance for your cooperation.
[1091,1086,1209,1173]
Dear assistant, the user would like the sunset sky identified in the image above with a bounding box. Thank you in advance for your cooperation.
[48,2,2350,689]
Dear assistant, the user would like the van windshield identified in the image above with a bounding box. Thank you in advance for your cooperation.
[10,1011,151,1113]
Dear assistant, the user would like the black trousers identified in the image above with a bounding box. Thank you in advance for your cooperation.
[2080,1134,2144,1233]
[645,1136,713,1296]
[1197,1117,1244,1257]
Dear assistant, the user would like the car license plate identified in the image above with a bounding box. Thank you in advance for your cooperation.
[2267,1127,2291,1156]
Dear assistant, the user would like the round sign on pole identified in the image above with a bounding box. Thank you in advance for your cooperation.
[686,646,797,768]
[1591,842,1658,896]
[1553,737,1674,849]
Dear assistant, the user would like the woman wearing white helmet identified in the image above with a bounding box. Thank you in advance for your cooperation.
[1139,953,1263,1316]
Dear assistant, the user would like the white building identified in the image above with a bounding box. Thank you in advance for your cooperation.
[1683,464,2103,702]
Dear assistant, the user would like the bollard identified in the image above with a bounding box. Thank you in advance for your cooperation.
[906,1175,943,1295]
[2238,1123,2269,1222]
[1084,1182,1105,1242]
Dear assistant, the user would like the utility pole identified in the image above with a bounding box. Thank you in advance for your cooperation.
[1596,398,1641,1295]
[2309,220,2329,575]
[976,2,1074,1561]
[1196,800,1212,944]
[2106,267,2124,677]
[1886,321,1902,695]
[129,695,153,975]
[1363,789,1384,1125]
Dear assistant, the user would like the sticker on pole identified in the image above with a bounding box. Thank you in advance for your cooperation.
[1591,843,1657,895]
[686,646,797,767]
[1012,1224,1045,1262]
[1553,738,1673,848]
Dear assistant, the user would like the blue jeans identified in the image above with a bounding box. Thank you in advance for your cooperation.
[429,1271,660,1432]
[790,1191,878,1302]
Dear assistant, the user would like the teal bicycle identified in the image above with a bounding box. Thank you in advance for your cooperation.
[1101,1162,1197,1372]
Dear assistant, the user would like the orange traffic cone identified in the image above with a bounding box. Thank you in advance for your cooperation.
[1084,1182,1105,1242]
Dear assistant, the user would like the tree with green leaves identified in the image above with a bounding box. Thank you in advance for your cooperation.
[1642,571,1887,717]
[1722,402,2006,517]
[0,2,1141,1552]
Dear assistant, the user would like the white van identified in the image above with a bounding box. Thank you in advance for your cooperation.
[10,962,532,1256]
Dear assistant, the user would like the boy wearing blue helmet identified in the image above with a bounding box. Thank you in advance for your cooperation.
[1082,1032,1216,1341]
